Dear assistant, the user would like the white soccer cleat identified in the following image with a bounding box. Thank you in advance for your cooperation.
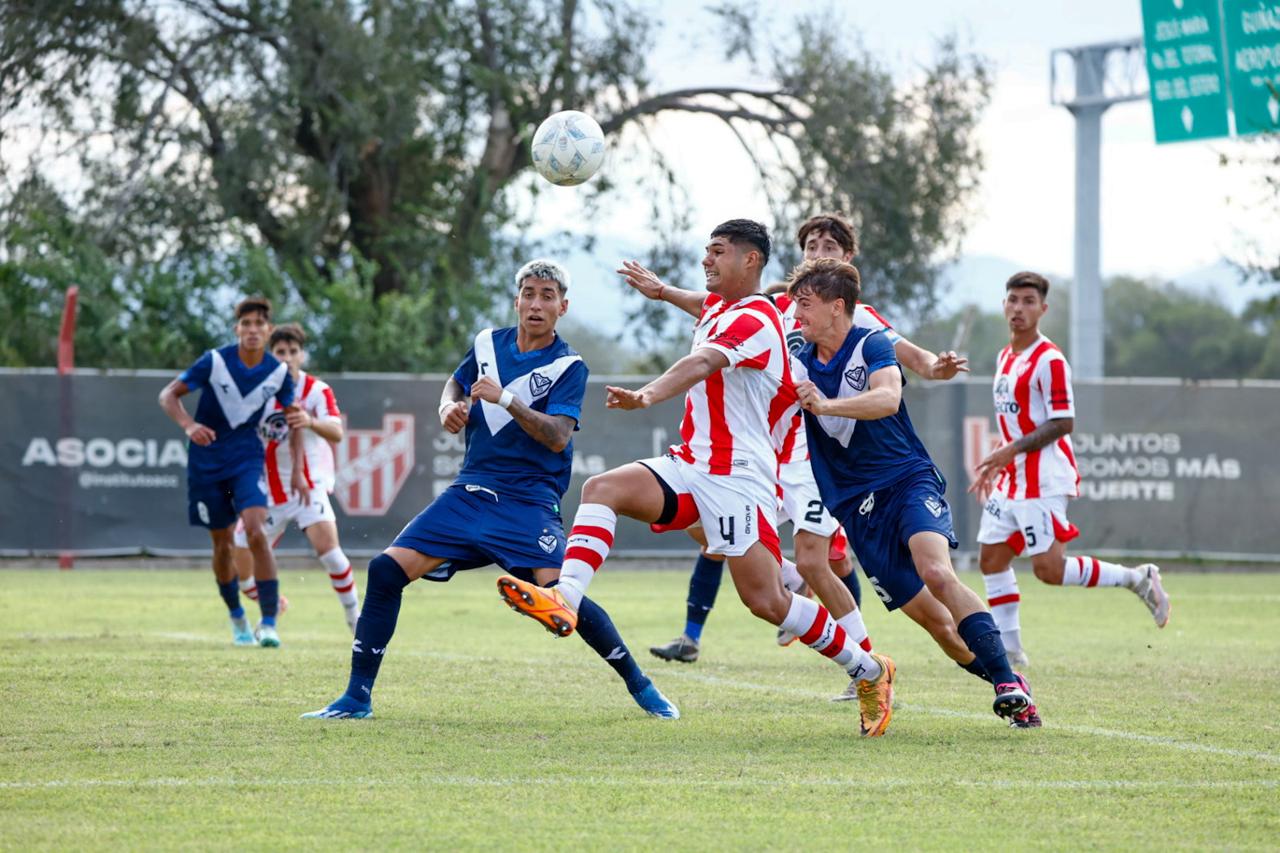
[1132,564,1171,628]
[231,616,255,646]
[776,627,798,647]
[255,622,281,648]
[830,677,859,702]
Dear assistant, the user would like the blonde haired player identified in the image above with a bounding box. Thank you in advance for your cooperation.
[970,272,1170,667]
[232,324,360,634]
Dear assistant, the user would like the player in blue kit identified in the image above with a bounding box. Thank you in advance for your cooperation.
[303,259,678,720]
[158,296,300,647]
[788,258,1040,727]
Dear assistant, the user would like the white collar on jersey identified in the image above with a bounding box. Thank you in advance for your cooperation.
[472,328,581,434]
[208,349,289,429]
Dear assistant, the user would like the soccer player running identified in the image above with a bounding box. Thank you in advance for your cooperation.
[639,213,967,706]
[970,272,1171,666]
[231,324,361,634]
[158,297,300,647]
[788,258,1037,727]
[303,259,678,720]
[497,221,898,737]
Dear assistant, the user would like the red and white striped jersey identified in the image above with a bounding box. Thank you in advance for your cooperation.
[670,293,796,484]
[992,335,1080,499]
[771,293,900,465]
[258,371,342,505]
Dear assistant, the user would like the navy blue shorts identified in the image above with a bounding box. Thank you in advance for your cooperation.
[188,467,267,529]
[392,484,566,582]
[841,467,959,612]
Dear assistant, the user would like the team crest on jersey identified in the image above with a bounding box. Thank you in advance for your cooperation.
[529,371,553,398]
[923,496,945,518]
[333,414,415,516]
[844,366,867,391]
[537,530,558,553]
[785,329,805,356]
[259,411,289,443]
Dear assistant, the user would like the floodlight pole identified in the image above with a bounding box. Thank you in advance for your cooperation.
[1050,39,1146,379]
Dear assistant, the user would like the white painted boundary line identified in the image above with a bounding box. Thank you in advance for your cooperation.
[2,777,1277,792]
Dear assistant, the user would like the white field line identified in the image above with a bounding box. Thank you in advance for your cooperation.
[1,777,1277,792]
[662,669,1280,765]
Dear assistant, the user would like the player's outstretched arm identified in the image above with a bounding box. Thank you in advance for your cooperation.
[796,365,902,421]
[158,379,215,446]
[893,337,969,381]
[618,260,706,319]
[469,375,575,452]
[605,348,729,410]
[969,417,1074,496]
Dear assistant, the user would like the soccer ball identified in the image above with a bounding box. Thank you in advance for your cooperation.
[530,110,606,186]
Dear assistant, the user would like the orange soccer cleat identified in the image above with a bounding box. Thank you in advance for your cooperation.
[496,575,578,637]
[856,653,896,737]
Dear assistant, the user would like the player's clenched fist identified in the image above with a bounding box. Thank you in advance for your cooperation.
[470,376,506,405]
[184,422,216,446]
[794,380,826,414]
[439,400,470,433]
[606,385,650,410]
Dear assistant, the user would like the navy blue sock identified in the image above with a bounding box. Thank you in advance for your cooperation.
[344,554,411,703]
[257,579,279,626]
[957,612,1017,686]
[683,554,725,642]
[839,567,863,608]
[217,579,244,620]
[958,656,992,684]
[576,595,650,694]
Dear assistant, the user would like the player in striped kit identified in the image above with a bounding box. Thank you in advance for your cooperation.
[971,272,1171,666]
[231,324,360,634]
[496,220,898,737]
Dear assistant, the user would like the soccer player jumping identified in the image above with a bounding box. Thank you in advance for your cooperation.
[497,221,897,737]
[970,272,1171,667]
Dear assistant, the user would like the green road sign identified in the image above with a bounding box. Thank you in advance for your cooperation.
[1223,0,1280,135]
[1143,0,1233,142]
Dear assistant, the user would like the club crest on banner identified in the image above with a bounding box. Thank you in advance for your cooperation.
[334,414,415,516]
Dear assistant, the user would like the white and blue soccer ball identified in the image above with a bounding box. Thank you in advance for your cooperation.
[530,110,606,186]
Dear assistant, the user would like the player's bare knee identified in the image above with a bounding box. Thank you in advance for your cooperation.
[917,560,957,593]
[1031,556,1064,584]
[580,472,623,508]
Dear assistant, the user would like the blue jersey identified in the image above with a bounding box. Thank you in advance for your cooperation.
[794,327,935,521]
[451,327,587,506]
[178,344,295,483]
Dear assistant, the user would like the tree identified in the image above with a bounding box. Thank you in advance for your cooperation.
[1,1,991,370]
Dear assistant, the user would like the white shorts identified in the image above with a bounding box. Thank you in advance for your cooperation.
[976,492,1080,557]
[233,490,335,548]
[639,454,781,561]
[777,459,839,538]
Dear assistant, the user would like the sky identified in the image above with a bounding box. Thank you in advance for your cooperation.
[536,0,1279,332]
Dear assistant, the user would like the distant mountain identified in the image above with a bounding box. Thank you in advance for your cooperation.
[936,255,1047,314]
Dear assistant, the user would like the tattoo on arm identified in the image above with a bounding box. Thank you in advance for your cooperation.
[1012,418,1073,455]
[507,401,576,452]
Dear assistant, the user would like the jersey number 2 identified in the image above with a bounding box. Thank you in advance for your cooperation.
[804,500,825,524]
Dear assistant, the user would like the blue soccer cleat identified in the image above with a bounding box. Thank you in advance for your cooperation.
[231,616,255,646]
[630,682,680,719]
[300,694,373,720]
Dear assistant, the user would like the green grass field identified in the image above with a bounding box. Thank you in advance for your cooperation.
[2,566,1278,851]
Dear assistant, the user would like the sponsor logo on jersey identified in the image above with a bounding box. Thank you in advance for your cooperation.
[529,371,553,398]
[259,411,289,443]
[333,414,415,516]
[844,366,867,391]
[785,329,806,355]
[994,375,1020,414]
[858,492,876,516]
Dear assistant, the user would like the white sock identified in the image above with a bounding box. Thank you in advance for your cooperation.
[557,503,617,610]
[835,609,872,653]
[983,568,1022,650]
[780,593,881,682]
[779,557,805,593]
[319,547,359,608]
[1063,556,1141,589]
[238,576,259,600]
